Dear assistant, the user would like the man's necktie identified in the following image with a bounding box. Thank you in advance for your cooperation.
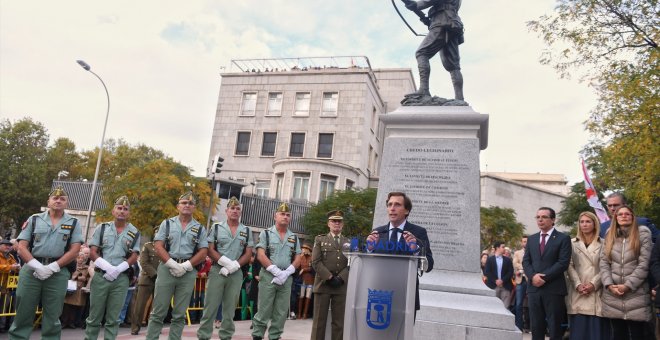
[390,227,399,245]
[540,233,548,255]
[334,235,339,247]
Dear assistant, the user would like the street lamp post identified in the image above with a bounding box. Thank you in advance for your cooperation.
[76,59,110,243]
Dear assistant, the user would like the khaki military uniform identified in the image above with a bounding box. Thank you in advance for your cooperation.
[131,241,160,334]
[310,233,349,340]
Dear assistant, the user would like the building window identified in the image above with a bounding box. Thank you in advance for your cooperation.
[254,180,270,198]
[267,92,283,116]
[294,92,311,116]
[319,174,337,200]
[235,131,251,156]
[275,173,284,200]
[346,179,354,191]
[289,132,305,157]
[371,105,377,132]
[261,132,277,157]
[317,133,334,158]
[321,92,338,116]
[240,92,257,116]
[292,172,310,201]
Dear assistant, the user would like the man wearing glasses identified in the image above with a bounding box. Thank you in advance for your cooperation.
[522,207,572,340]
[145,192,208,340]
[599,192,657,240]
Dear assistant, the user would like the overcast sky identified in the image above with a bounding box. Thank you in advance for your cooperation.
[0,0,596,185]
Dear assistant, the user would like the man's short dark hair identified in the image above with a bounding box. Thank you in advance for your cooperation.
[538,207,556,219]
[493,241,505,249]
[607,192,627,204]
[522,235,529,239]
[386,192,413,214]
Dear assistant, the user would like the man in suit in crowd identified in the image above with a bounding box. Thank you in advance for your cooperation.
[484,241,514,308]
[366,191,434,317]
[522,207,571,340]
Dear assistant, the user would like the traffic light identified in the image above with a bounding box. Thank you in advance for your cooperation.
[214,154,224,174]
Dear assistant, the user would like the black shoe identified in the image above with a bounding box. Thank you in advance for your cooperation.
[131,327,140,335]
[252,337,262,340]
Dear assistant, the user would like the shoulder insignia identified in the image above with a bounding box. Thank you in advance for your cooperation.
[287,236,296,243]
[191,227,199,234]
[127,231,136,238]
[61,224,73,230]
[239,231,248,238]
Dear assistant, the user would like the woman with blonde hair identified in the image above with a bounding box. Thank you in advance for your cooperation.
[599,206,652,339]
[566,211,608,339]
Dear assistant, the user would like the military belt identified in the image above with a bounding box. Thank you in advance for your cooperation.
[34,257,59,265]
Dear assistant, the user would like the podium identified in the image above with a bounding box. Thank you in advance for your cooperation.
[343,252,423,340]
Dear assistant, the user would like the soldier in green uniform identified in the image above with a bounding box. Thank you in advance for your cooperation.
[10,185,83,340]
[85,195,141,340]
[145,191,208,340]
[310,210,350,340]
[197,197,254,340]
[251,203,301,340]
[130,226,161,335]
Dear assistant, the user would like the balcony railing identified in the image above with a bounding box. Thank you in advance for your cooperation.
[240,194,311,234]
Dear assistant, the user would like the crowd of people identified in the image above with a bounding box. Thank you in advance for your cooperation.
[481,193,659,340]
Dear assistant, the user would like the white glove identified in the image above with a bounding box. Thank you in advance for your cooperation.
[217,255,233,267]
[116,261,130,273]
[103,269,119,281]
[94,257,113,272]
[28,259,53,280]
[266,264,282,276]
[283,265,295,276]
[228,260,241,274]
[165,259,186,277]
[220,267,230,277]
[181,260,193,272]
[271,275,286,285]
[47,262,61,273]
[275,270,289,283]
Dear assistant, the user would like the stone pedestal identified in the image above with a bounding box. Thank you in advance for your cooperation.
[374,106,521,340]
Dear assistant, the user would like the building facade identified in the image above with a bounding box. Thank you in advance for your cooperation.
[207,56,415,204]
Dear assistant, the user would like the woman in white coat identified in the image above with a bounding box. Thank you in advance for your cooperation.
[566,211,608,339]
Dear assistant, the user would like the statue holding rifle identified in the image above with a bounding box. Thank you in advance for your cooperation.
[396,0,467,106]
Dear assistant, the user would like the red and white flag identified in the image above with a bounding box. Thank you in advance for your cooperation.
[581,159,610,223]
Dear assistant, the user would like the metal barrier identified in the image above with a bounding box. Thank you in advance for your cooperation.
[240,194,311,234]
[0,274,43,327]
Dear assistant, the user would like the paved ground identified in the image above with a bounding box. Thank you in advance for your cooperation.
[32,318,536,339]
[33,318,314,340]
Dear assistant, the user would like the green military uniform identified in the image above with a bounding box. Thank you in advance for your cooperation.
[197,221,254,340]
[251,225,301,340]
[145,216,208,340]
[310,210,349,340]
[130,241,160,334]
[85,220,140,339]
[10,210,83,340]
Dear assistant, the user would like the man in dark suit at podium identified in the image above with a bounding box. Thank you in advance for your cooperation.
[522,207,571,340]
[366,192,434,316]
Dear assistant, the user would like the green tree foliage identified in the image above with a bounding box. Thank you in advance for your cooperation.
[302,188,376,239]
[45,137,82,182]
[529,0,659,223]
[95,159,214,239]
[480,206,525,251]
[0,118,50,235]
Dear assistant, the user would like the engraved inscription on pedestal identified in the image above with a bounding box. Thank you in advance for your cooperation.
[375,138,481,273]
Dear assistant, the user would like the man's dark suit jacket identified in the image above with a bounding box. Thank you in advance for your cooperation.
[483,255,514,291]
[522,230,571,295]
[373,221,434,311]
